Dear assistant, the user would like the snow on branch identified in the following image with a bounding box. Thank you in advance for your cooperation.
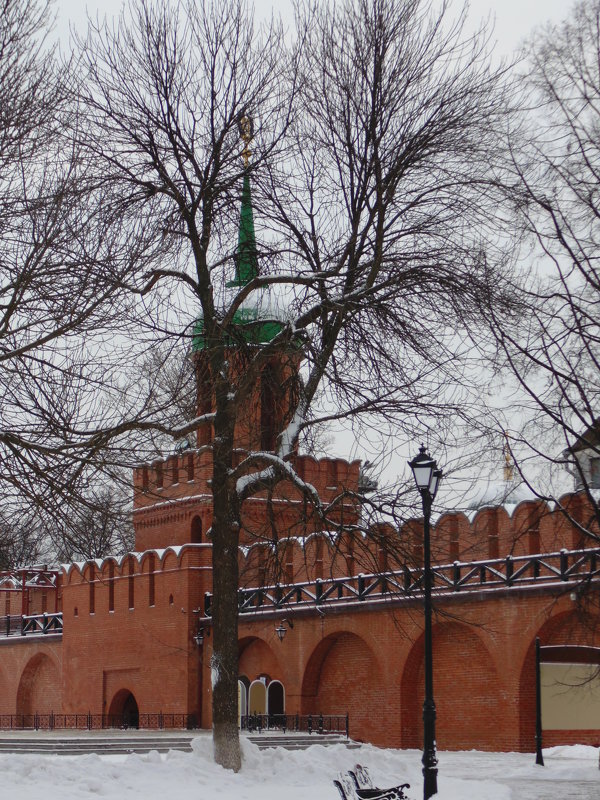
[235,450,321,509]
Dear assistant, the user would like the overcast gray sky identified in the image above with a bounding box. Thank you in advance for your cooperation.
[54,0,571,60]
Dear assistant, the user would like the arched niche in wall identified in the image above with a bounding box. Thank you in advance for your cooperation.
[238,676,249,724]
[16,652,61,716]
[108,688,140,729]
[267,679,285,717]
[248,679,267,716]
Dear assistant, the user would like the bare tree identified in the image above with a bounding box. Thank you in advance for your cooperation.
[0,511,47,569]
[72,0,513,769]
[490,0,600,538]
[51,485,135,562]
[0,0,151,525]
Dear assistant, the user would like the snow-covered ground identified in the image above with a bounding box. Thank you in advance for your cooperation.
[1,733,598,800]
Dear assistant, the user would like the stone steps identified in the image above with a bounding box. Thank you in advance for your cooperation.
[0,731,357,755]
[0,733,195,756]
[246,733,358,750]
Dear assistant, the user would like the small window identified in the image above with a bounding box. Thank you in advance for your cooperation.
[590,457,600,488]
[191,516,202,544]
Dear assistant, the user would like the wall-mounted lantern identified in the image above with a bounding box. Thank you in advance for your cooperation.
[275,618,294,642]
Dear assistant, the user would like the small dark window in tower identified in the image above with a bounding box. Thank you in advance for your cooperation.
[155,462,163,489]
[141,466,149,491]
[261,366,277,451]
[187,453,194,481]
[191,516,203,544]
[171,457,179,485]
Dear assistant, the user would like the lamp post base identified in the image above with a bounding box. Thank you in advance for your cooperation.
[422,761,438,800]
[422,690,438,798]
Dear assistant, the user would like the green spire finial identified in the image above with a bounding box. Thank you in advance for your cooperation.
[194,113,284,350]
[227,116,258,288]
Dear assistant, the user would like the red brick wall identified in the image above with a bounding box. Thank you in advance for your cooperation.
[60,545,212,718]
[0,639,62,715]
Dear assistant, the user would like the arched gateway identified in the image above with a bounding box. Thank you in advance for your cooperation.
[108,689,140,729]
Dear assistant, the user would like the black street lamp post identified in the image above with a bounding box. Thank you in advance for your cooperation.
[409,445,443,800]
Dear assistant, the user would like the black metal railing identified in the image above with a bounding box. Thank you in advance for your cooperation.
[21,612,63,636]
[203,546,600,617]
[0,612,64,638]
[1,615,23,637]
[0,712,198,731]
[240,713,349,737]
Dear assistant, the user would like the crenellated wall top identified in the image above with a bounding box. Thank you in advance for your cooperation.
[61,542,212,584]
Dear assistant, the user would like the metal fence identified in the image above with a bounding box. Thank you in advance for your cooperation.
[240,713,349,737]
[0,713,198,731]
[202,546,600,616]
[0,613,63,638]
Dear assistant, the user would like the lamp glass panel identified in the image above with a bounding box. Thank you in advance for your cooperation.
[412,463,434,489]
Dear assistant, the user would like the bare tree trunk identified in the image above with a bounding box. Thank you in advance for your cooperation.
[211,374,241,771]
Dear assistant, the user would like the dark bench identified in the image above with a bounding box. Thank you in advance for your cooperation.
[334,764,410,800]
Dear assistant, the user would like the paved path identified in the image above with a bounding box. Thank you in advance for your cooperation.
[438,750,599,800]
[502,778,599,799]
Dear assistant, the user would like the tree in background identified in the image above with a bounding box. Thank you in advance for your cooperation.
[0,0,162,539]
[52,485,135,562]
[0,512,46,570]
[491,0,600,540]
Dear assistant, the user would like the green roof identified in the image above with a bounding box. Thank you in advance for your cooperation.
[227,172,258,288]
[193,170,282,351]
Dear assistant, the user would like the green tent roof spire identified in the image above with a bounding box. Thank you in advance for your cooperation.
[193,114,284,350]
[227,170,258,287]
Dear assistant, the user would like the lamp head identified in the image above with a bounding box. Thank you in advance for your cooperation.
[275,622,287,641]
[409,445,442,497]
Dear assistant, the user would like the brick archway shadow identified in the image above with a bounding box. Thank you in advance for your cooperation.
[16,652,61,716]
[401,621,501,751]
[301,631,383,744]
[108,688,140,728]
[518,609,600,750]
